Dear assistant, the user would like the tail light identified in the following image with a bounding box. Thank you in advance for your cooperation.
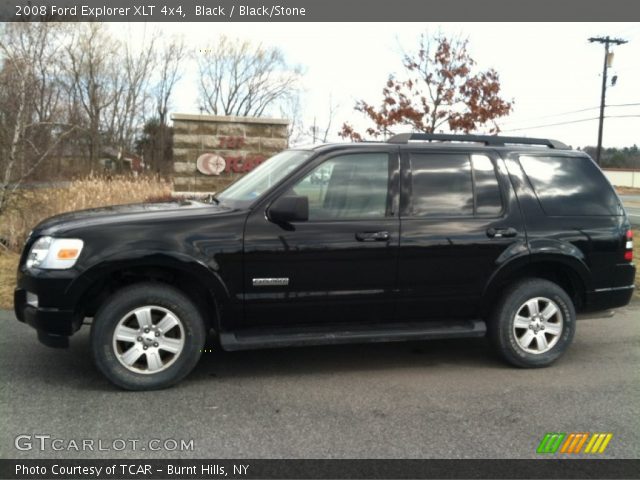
[624,229,633,262]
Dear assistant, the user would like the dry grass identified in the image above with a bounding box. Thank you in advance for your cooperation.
[615,186,640,195]
[0,175,171,310]
[0,251,19,309]
[0,175,171,251]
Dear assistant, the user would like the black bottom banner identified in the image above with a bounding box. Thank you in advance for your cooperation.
[1,459,639,479]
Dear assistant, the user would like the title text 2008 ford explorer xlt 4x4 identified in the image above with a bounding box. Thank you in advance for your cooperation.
[14,133,635,390]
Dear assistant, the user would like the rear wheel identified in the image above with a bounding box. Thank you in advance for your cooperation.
[91,283,207,390]
[490,278,575,368]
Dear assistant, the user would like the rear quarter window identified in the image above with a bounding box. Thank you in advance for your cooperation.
[519,155,620,216]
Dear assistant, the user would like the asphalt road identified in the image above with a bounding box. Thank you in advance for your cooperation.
[1,305,639,460]
[620,195,640,227]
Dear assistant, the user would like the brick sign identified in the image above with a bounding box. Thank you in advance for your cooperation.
[195,136,268,175]
[171,114,289,192]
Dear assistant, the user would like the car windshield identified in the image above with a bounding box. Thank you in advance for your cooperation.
[217,150,311,207]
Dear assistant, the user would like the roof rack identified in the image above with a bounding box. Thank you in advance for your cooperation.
[386,133,570,150]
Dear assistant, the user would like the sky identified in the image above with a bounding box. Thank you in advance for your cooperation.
[118,22,640,148]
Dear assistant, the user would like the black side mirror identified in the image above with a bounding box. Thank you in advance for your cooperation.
[268,195,309,223]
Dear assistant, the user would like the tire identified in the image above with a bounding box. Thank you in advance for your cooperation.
[489,278,575,368]
[91,282,207,390]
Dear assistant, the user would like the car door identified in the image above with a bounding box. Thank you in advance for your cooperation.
[397,149,526,320]
[241,148,400,328]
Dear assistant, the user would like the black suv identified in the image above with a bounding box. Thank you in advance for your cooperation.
[14,133,636,390]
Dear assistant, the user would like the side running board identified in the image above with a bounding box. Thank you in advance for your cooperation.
[220,320,486,351]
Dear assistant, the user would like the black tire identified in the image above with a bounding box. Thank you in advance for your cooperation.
[91,282,207,390]
[489,278,575,368]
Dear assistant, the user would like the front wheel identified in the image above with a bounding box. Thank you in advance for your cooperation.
[91,283,207,390]
[489,278,575,368]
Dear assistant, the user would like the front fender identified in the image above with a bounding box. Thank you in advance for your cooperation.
[65,249,230,311]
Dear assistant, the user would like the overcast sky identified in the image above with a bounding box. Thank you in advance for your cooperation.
[120,22,640,148]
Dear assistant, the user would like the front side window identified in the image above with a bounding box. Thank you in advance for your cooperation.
[287,153,390,221]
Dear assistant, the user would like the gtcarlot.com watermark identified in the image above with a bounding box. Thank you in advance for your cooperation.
[15,434,195,452]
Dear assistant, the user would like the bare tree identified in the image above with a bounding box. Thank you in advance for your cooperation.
[314,94,338,143]
[152,36,187,170]
[0,23,191,197]
[0,23,77,211]
[282,94,339,146]
[105,28,158,159]
[63,23,121,165]
[198,36,301,117]
[279,94,304,146]
[155,36,187,127]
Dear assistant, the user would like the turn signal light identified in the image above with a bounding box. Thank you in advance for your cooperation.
[624,229,633,262]
[57,248,79,259]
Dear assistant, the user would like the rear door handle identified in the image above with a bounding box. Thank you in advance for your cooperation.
[487,227,518,238]
[356,231,390,242]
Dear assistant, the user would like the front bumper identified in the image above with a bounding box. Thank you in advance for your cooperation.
[14,267,84,348]
[14,289,79,335]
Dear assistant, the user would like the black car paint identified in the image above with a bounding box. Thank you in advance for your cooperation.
[396,147,528,320]
[243,145,400,328]
[503,151,635,299]
[14,143,635,346]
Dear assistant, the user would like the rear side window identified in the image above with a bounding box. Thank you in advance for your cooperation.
[472,154,503,216]
[519,155,620,216]
[410,154,473,216]
[408,153,503,217]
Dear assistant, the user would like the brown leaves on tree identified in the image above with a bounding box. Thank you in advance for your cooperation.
[339,35,513,141]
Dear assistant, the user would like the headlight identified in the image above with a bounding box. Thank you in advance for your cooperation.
[25,236,84,269]
[26,236,51,268]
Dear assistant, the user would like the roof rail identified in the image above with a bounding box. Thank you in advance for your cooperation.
[386,133,570,150]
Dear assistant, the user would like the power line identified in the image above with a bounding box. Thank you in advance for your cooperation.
[608,102,640,108]
[500,102,640,125]
[501,114,640,132]
[502,117,599,132]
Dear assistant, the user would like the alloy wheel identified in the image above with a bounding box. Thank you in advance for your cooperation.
[512,297,563,354]
[112,306,186,374]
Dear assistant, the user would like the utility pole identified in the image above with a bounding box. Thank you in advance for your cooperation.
[588,36,627,164]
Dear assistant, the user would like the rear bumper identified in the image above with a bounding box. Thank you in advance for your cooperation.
[583,260,635,313]
[583,284,635,313]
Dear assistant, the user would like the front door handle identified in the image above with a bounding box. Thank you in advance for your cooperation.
[356,231,390,242]
[487,227,518,238]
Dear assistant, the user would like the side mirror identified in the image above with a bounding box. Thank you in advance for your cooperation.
[268,195,309,223]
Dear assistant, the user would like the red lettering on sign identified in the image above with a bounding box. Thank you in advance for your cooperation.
[218,136,246,149]
[214,153,267,174]
[225,156,241,173]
